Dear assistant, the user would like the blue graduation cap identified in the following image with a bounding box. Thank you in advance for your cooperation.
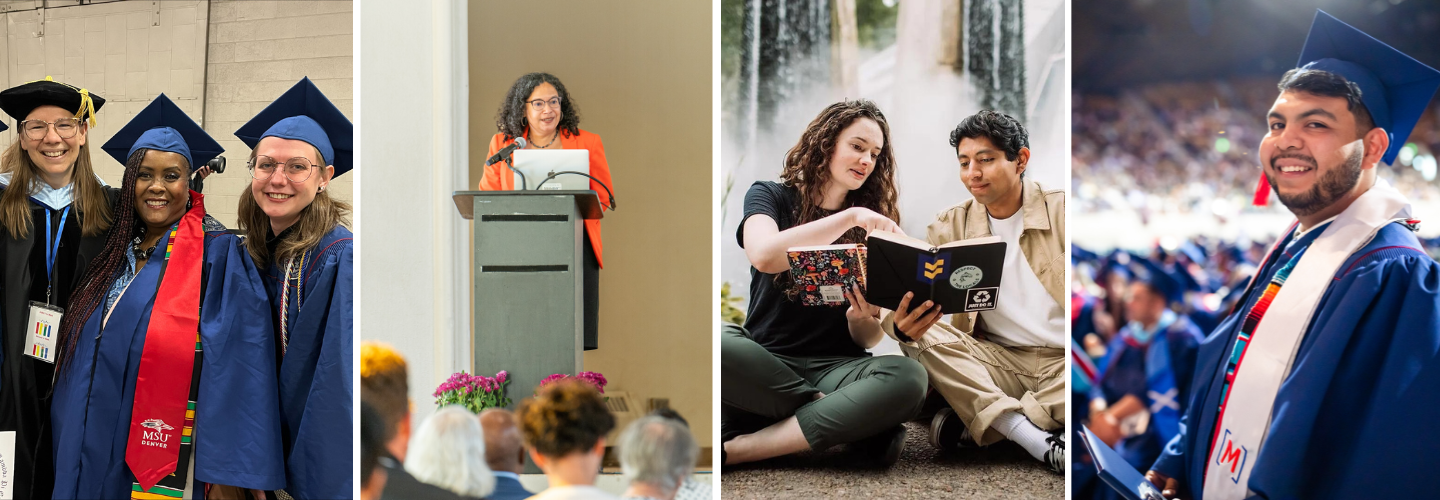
[1132,257,1185,305]
[1298,10,1440,165]
[233,77,352,176]
[100,94,222,169]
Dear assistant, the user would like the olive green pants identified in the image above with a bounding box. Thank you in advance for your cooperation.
[720,324,928,450]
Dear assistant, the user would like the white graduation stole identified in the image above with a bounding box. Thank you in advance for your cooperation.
[1203,180,1410,499]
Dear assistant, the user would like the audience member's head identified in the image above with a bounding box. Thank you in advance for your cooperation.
[405,406,497,499]
[480,408,527,474]
[617,416,699,500]
[648,408,687,428]
[361,401,388,500]
[361,341,411,461]
[517,379,616,484]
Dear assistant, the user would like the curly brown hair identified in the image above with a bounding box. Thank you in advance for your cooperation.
[494,72,581,142]
[775,100,900,296]
[780,99,900,240]
[517,379,615,458]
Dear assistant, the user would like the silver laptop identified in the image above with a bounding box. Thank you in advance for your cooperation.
[511,149,591,191]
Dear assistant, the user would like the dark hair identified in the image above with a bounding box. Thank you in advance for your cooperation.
[649,408,687,428]
[494,72,581,141]
[950,110,1029,162]
[518,379,615,458]
[361,401,386,488]
[1277,68,1375,132]
[55,148,173,371]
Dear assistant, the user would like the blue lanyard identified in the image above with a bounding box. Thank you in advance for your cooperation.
[45,206,71,304]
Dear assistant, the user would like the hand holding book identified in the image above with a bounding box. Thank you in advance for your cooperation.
[893,291,944,341]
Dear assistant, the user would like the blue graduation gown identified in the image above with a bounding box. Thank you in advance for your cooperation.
[51,229,285,498]
[1151,222,1440,499]
[264,225,353,499]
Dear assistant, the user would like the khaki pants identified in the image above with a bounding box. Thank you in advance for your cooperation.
[898,321,1065,446]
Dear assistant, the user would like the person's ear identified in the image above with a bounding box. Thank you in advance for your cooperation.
[1360,127,1388,170]
[1015,147,1031,176]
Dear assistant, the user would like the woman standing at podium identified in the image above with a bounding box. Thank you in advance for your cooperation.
[233,77,354,499]
[479,72,613,350]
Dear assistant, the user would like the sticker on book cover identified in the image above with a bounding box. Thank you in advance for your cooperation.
[819,285,845,304]
[949,265,983,290]
[964,287,998,312]
[917,252,950,284]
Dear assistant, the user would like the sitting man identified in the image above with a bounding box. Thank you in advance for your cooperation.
[480,409,536,500]
[518,380,619,500]
[361,341,464,500]
[617,416,700,500]
[883,110,1066,473]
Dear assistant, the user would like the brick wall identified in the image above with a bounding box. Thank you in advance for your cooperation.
[203,0,352,226]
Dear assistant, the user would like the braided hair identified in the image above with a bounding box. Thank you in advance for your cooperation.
[54,149,155,372]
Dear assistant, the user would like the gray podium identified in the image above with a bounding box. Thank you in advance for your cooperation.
[454,191,603,412]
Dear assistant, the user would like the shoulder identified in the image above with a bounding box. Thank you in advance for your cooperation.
[744,180,796,207]
[317,225,354,256]
[1338,222,1432,280]
[201,214,228,233]
[572,129,605,148]
[487,133,509,153]
[933,199,975,225]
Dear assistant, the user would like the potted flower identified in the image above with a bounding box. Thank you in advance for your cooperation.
[433,370,511,413]
[539,371,608,395]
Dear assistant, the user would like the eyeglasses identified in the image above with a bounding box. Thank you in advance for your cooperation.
[18,118,83,140]
[528,97,562,111]
[249,155,318,183]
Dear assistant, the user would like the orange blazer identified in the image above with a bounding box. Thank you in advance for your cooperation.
[479,128,613,268]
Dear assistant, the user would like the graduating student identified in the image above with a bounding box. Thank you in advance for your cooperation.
[1084,260,1202,500]
[478,72,614,350]
[234,77,353,499]
[721,100,928,468]
[1143,11,1440,500]
[0,77,114,499]
[50,94,285,498]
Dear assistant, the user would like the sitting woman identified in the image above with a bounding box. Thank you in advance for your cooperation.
[721,100,928,467]
[50,94,284,498]
[405,406,497,500]
[518,380,618,500]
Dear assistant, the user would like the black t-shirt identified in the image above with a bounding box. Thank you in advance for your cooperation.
[736,181,865,358]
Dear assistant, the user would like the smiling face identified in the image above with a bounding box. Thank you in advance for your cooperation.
[956,135,1027,207]
[826,117,884,192]
[134,150,190,232]
[525,82,561,140]
[250,136,334,234]
[19,105,86,184]
[1260,90,1372,217]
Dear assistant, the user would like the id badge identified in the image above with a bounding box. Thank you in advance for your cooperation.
[23,301,62,364]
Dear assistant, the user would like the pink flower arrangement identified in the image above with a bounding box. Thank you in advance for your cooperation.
[433,370,510,413]
[539,371,608,394]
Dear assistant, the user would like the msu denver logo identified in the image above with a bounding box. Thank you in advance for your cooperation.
[140,419,175,449]
[917,253,950,284]
[1214,429,1249,484]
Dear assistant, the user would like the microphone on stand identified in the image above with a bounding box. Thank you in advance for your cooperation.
[485,136,527,166]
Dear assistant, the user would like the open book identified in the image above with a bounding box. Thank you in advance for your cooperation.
[784,244,866,306]
[863,230,1006,313]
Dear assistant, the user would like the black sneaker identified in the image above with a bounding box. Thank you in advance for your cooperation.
[851,425,906,467]
[1043,429,1065,474]
[928,408,976,452]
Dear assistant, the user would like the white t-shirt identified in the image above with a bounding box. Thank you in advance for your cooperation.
[531,485,621,500]
[976,211,1064,348]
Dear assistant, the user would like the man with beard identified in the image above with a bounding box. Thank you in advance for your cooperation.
[1139,11,1440,500]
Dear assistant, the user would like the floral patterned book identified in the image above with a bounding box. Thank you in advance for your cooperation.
[786,244,867,306]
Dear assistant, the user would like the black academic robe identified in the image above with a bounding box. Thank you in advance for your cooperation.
[0,186,116,500]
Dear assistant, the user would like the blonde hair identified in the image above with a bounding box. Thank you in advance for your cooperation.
[235,148,351,266]
[0,141,112,238]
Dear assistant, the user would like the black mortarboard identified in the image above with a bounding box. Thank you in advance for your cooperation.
[101,94,222,169]
[0,76,104,126]
[233,77,352,176]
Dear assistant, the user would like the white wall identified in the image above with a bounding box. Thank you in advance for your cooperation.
[357,0,469,427]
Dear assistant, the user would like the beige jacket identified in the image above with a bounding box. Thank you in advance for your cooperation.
[884,180,1066,349]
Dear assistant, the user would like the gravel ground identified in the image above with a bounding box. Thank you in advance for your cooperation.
[721,422,1064,499]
